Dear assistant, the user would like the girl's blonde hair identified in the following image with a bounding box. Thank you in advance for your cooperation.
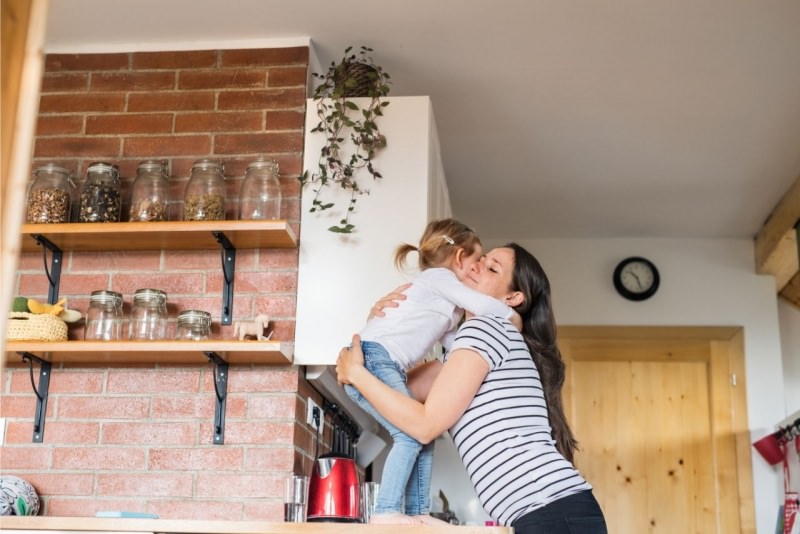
[394,218,481,271]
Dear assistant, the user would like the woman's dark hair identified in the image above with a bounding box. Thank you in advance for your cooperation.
[505,242,578,462]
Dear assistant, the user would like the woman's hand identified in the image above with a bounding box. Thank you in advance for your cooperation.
[336,334,365,385]
[367,283,412,320]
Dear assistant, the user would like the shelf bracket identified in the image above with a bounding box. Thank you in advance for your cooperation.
[205,351,229,445]
[19,352,52,443]
[32,234,63,305]
[212,232,236,326]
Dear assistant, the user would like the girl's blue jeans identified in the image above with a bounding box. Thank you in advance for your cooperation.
[344,341,433,515]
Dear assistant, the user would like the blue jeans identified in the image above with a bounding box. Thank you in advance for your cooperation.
[511,490,607,534]
[344,341,434,515]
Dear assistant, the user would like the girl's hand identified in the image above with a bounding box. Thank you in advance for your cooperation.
[336,334,365,385]
[367,283,412,320]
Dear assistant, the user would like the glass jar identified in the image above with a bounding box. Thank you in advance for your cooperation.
[26,164,74,223]
[176,310,212,340]
[129,160,169,222]
[129,288,168,340]
[84,290,124,340]
[239,159,281,220]
[183,159,226,221]
[79,162,122,223]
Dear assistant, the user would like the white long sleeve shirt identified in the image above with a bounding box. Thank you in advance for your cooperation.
[359,268,513,370]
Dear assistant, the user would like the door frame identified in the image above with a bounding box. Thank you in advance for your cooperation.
[559,325,756,534]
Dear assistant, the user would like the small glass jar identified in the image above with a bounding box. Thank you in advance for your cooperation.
[26,164,74,223]
[176,310,212,340]
[84,290,124,341]
[239,159,281,220]
[129,160,169,222]
[79,162,122,223]
[129,288,168,340]
[183,159,226,221]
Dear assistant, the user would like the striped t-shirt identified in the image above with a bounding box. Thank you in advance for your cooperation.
[446,314,591,526]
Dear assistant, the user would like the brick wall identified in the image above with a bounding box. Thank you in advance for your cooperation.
[0,46,329,520]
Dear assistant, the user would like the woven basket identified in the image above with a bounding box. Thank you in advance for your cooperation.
[7,312,68,341]
[336,62,380,97]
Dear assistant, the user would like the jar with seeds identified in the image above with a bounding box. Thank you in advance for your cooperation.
[129,160,169,222]
[26,164,74,224]
[79,162,122,223]
[183,159,226,221]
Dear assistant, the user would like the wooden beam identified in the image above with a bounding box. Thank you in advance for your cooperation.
[754,175,800,291]
[779,270,800,308]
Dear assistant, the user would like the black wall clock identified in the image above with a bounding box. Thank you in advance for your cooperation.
[613,256,660,301]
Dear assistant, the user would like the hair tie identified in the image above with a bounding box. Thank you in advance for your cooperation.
[441,235,455,245]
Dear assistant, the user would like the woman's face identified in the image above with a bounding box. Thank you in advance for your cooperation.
[463,246,516,300]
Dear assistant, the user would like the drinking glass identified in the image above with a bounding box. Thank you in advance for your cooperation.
[284,475,308,522]
[361,481,380,523]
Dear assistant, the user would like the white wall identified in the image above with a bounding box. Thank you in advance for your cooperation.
[778,299,800,416]
[430,236,786,532]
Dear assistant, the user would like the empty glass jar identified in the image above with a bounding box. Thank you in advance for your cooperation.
[129,288,168,340]
[129,160,169,222]
[239,159,281,220]
[79,162,122,223]
[176,310,212,340]
[183,159,226,221]
[85,290,124,340]
[27,164,74,224]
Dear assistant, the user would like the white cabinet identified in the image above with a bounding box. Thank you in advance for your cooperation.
[294,96,450,366]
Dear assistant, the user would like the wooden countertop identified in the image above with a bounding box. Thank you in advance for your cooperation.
[0,517,512,533]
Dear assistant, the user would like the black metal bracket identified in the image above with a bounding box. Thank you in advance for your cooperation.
[19,352,52,443]
[205,351,229,445]
[32,234,63,305]
[212,232,236,326]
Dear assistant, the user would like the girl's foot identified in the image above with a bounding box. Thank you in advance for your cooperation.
[414,514,451,525]
[369,513,423,525]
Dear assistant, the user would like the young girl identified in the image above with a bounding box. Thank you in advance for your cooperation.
[344,218,518,525]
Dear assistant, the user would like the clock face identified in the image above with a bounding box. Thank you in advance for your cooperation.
[613,257,660,301]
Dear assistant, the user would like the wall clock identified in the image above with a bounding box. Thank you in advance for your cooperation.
[613,256,660,301]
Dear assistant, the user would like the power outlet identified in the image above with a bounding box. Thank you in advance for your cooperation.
[306,398,321,428]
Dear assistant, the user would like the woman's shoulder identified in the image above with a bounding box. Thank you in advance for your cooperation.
[460,314,516,336]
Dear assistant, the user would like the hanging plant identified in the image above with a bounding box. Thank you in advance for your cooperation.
[299,46,391,233]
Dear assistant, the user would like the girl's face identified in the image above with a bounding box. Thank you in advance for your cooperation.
[451,244,484,282]
[463,247,516,301]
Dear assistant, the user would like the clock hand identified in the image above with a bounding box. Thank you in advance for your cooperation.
[630,272,643,290]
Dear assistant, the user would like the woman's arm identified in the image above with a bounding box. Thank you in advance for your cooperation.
[336,334,489,444]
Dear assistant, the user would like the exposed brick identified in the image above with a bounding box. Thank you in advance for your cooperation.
[257,248,299,271]
[268,66,307,88]
[222,47,308,67]
[24,472,96,495]
[102,422,196,445]
[212,271,297,294]
[195,473,284,498]
[36,115,84,135]
[247,396,295,419]
[151,396,246,419]
[149,447,244,471]
[244,447,294,472]
[48,498,146,517]
[179,69,265,90]
[35,136,120,158]
[91,71,177,92]
[112,272,206,296]
[46,53,129,71]
[59,397,150,419]
[106,369,200,394]
[98,473,193,497]
[128,92,215,112]
[152,500,242,521]
[0,446,51,470]
[0,394,38,416]
[52,447,147,470]
[201,421,293,446]
[220,367,298,394]
[40,93,126,113]
[4,421,100,444]
[174,111,262,133]
[243,500,283,522]
[215,132,303,154]
[123,135,211,157]
[252,295,296,317]
[218,88,305,111]
[269,320,295,341]
[266,110,304,131]
[86,113,173,135]
[132,50,218,70]
[69,250,162,272]
[48,371,105,394]
[41,72,89,92]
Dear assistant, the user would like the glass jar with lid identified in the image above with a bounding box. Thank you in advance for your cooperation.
[26,164,74,224]
[238,159,281,220]
[129,160,169,222]
[183,159,226,221]
[79,162,122,223]
[129,288,168,340]
[176,310,212,340]
[84,290,124,340]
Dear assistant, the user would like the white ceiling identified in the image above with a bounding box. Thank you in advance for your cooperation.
[45,0,800,240]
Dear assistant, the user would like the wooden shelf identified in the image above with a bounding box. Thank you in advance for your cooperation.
[4,340,293,365]
[20,220,297,253]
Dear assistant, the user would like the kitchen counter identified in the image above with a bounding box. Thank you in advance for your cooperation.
[0,517,512,534]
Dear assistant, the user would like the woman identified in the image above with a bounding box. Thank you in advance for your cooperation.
[336,243,607,534]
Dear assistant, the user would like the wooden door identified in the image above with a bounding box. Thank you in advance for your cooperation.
[559,327,755,534]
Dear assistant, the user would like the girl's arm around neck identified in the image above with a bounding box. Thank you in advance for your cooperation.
[337,334,488,444]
